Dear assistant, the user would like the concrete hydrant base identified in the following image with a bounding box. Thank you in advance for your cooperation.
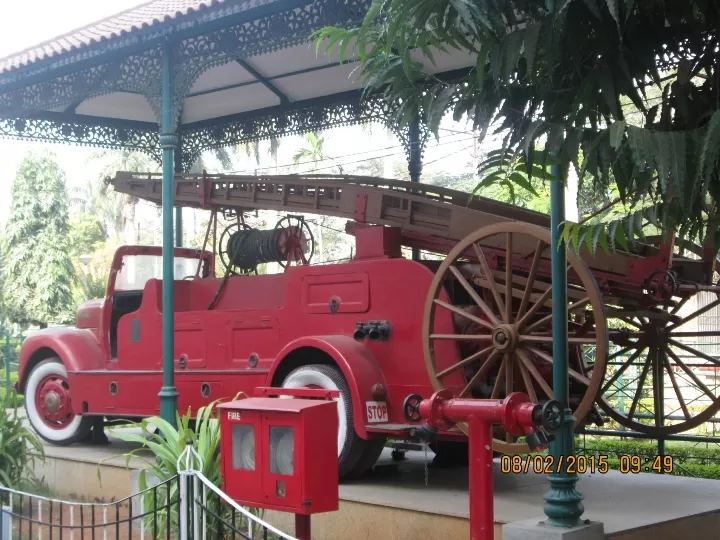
[503,518,605,540]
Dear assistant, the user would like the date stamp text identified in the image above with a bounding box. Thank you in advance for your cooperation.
[500,454,674,475]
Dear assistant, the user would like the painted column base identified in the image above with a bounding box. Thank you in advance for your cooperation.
[503,518,604,540]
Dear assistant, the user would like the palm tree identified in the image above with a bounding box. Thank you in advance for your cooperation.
[292,132,344,174]
[77,149,159,242]
[236,138,282,172]
[188,147,235,174]
[189,139,282,174]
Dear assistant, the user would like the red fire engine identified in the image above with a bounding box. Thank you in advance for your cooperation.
[15,172,720,478]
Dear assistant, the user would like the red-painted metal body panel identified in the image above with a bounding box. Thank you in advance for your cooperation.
[269,336,389,436]
[75,299,104,335]
[18,244,464,439]
[218,397,339,515]
[353,225,402,260]
[18,327,107,385]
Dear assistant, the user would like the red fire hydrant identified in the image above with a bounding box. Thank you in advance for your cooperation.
[403,390,563,540]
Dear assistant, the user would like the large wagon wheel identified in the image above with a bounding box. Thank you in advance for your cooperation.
[423,222,608,454]
[598,237,720,435]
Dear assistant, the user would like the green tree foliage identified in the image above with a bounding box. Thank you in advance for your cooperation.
[234,137,282,171]
[68,213,107,258]
[75,149,160,241]
[292,132,353,262]
[292,131,346,173]
[316,1,720,253]
[68,214,108,305]
[71,239,120,305]
[0,233,6,327]
[1,152,76,327]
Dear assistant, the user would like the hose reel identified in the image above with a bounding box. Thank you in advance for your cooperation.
[218,215,315,275]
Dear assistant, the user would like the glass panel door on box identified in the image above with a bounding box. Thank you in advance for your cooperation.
[262,414,301,507]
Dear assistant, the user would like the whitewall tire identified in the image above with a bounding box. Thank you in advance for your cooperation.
[24,358,92,445]
[281,364,365,477]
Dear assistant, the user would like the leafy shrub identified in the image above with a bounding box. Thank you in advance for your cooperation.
[513,435,720,479]
[597,457,720,479]
[579,438,720,465]
[101,397,269,538]
[577,437,720,479]
[0,391,44,493]
[0,373,23,408]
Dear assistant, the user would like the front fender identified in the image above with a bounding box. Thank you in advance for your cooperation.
[270,335,388,438]
[18,328,106,391]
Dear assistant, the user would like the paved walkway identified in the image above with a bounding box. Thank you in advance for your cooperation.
[14,406,720,536]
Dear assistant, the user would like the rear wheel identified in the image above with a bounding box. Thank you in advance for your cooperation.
[598,237,720,435]
[281,364,368,478]
[344,436,388,479]
[24,358,92,444]
[423,222,607,453]
[430,440,468,468]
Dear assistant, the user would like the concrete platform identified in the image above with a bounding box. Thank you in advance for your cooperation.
[23,417,720,540]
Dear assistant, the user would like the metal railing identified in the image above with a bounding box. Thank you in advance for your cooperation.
[0,444,300,540]
[0,476,180,540]
[176,442,297,540]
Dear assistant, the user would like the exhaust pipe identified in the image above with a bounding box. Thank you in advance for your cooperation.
[354,321,392,342]
[368,321,391,341]
[353,323,367,342]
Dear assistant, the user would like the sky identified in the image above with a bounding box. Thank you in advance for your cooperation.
[0,0,150,223]
[0,0,577,229]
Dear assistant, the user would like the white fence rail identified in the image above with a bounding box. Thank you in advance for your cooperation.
[0,443,298,540]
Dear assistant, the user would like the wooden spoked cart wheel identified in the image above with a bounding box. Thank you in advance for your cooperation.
[598,237,720,435]
[422,222,608,454]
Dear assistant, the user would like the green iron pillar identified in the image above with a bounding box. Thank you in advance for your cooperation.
[158,39,179,427]
[174,141,183,247]
[408,116,421,261]
[543,162,584,526]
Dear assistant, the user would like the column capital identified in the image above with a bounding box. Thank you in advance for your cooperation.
[160,132,179,148]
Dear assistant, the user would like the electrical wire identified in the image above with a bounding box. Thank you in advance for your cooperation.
[297,135,479,174]
[423,146,477,167]
[305,219,349,235]
[224,131,478,174]
[230,133,476,174]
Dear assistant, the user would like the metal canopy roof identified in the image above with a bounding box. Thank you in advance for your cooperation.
[0,0,473,168]
[43,41,474,126]
[0,0,229,74]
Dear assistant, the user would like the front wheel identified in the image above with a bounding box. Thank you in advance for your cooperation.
[24,358,92,444]
[281,364,371,478]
